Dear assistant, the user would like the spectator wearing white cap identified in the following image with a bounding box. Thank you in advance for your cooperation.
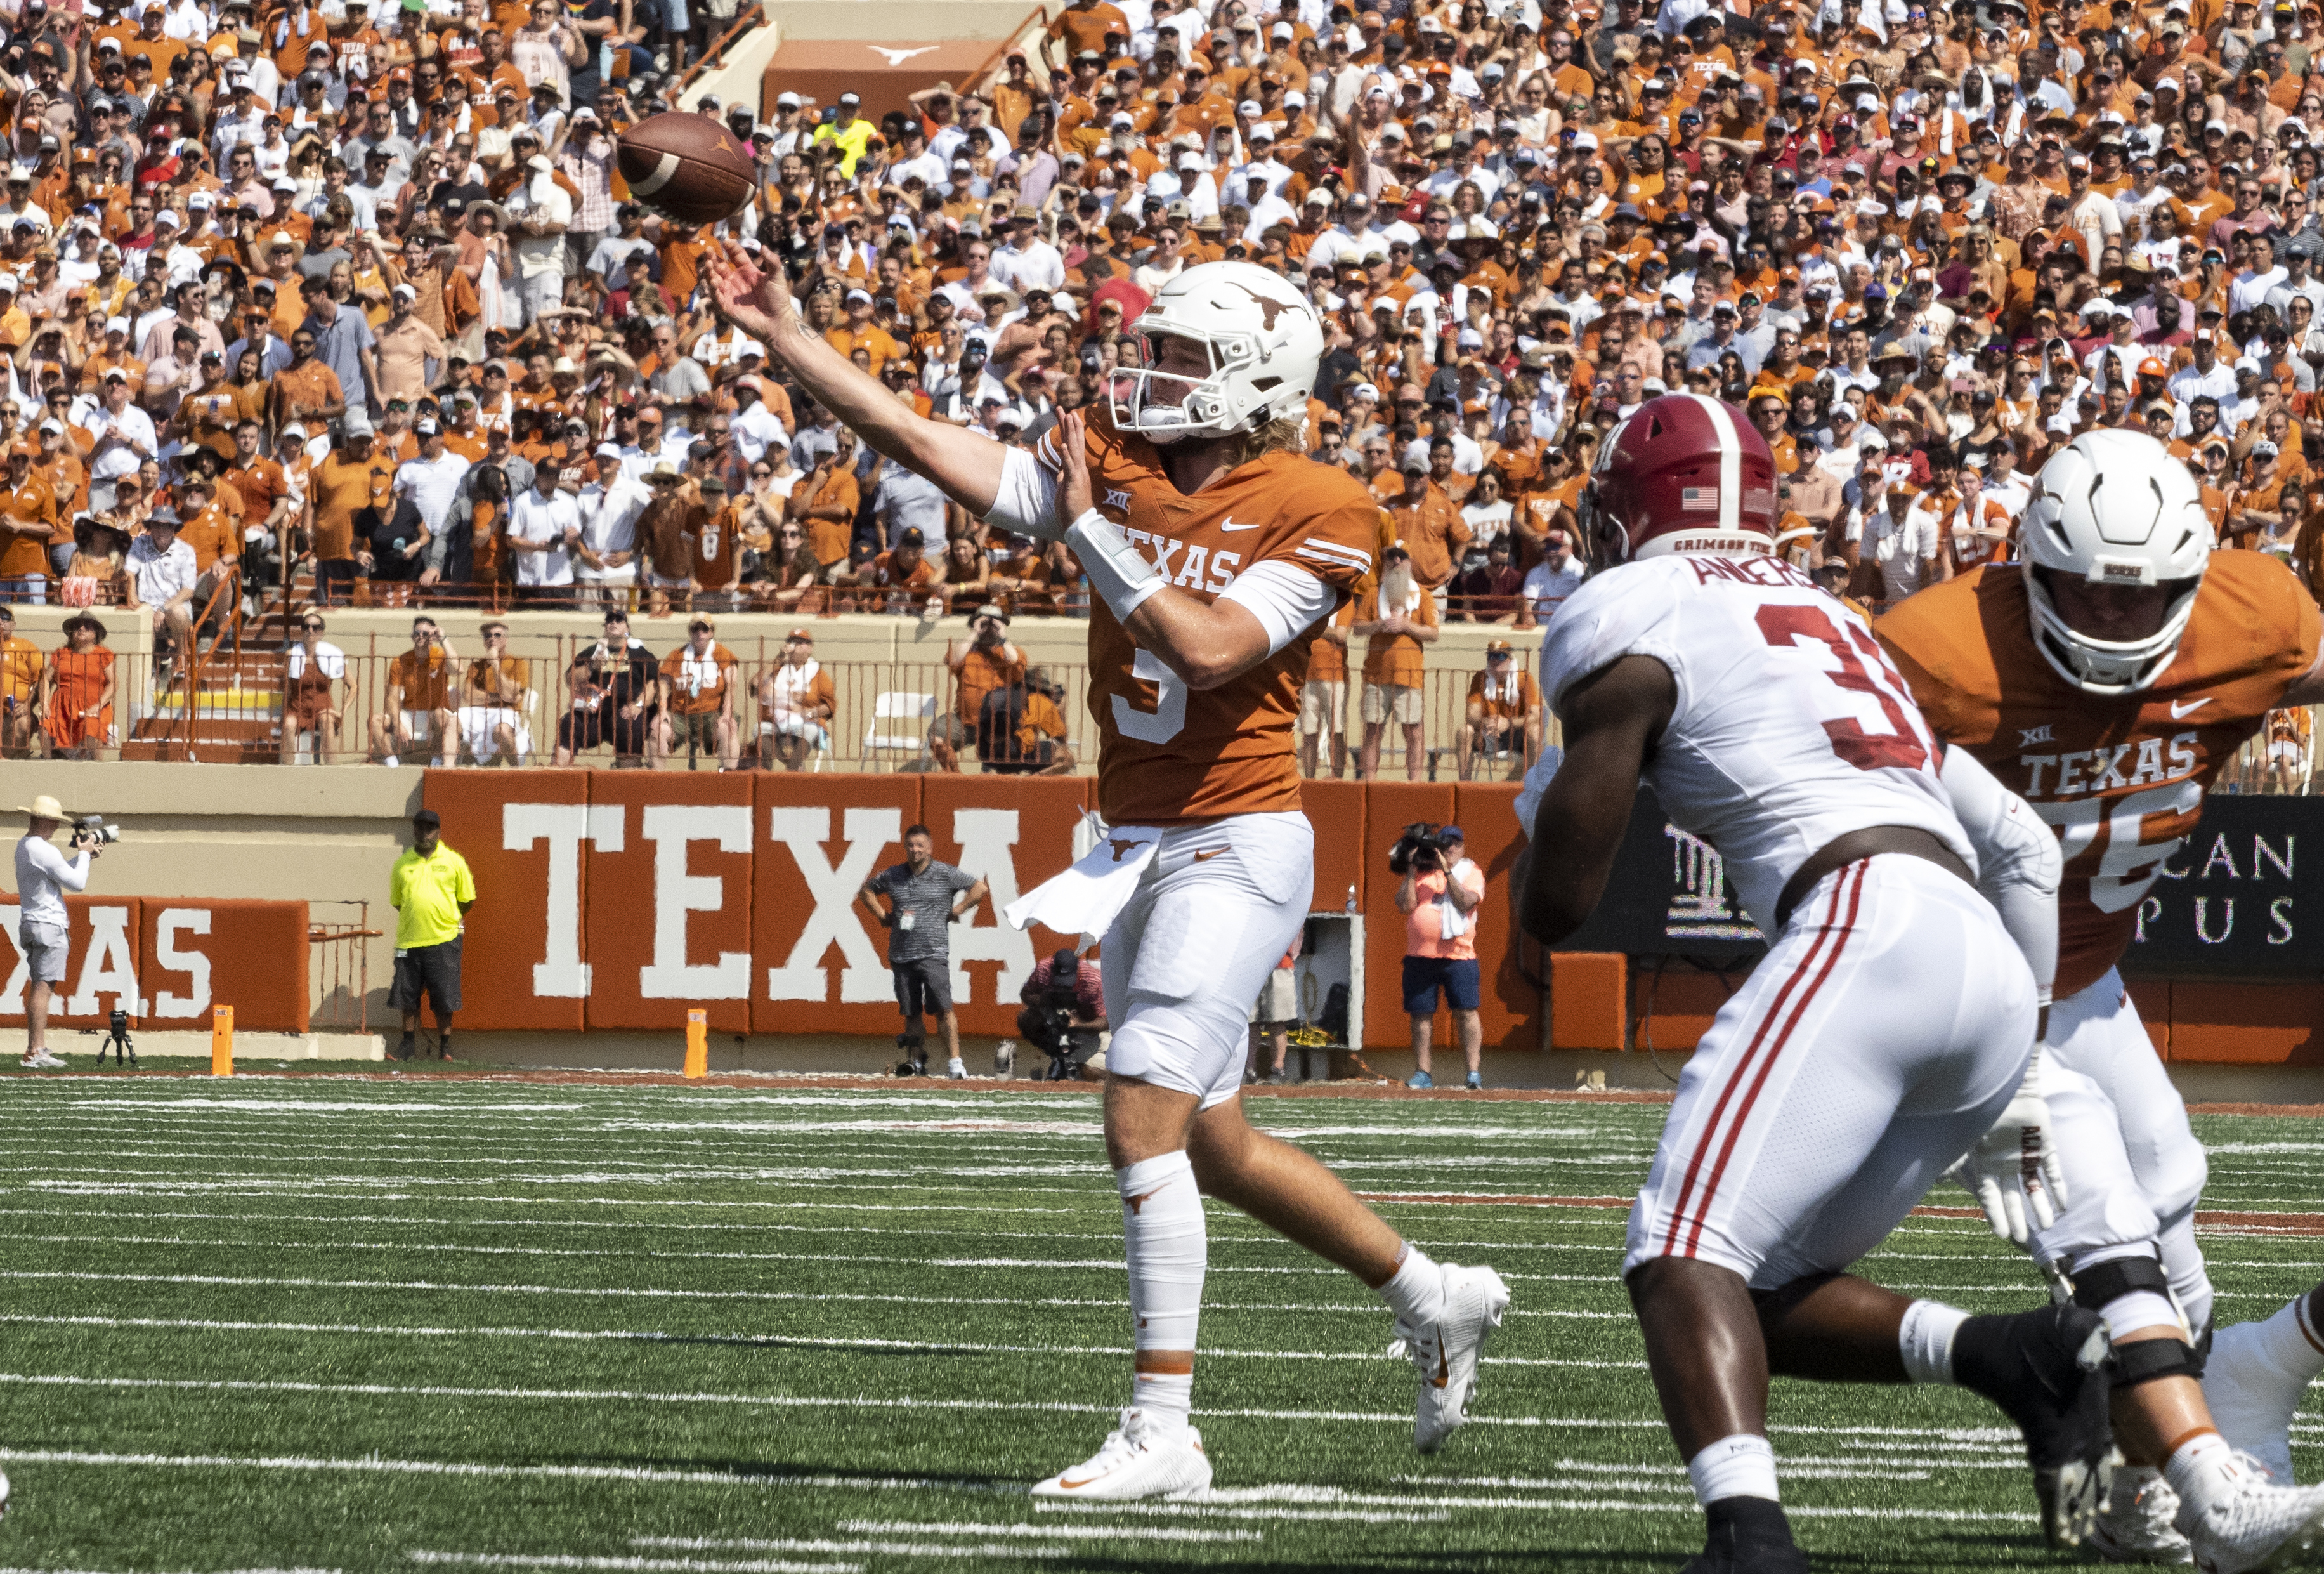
[395,417,471,546]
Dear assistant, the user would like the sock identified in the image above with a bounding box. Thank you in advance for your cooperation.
[1118,1151,1204,1434]
[1376,1243,1446,1329]
[2165,1427,2250,1519]
[1688,1433,1780,1505]
[2098,1291,2186,1343]
[2242,1292,2324,1384]
[1898,1299,1969,1386]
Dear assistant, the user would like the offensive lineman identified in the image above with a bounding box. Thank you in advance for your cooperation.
[1522,393,2110,1572]
[708,248,1509,1500]
[1880,428,2324,1566]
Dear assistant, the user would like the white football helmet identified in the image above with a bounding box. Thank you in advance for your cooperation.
[1109,261,1324,445]
[2019,429,2213,695]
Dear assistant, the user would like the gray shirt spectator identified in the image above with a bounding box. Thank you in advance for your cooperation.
[873,462,949,549]
[868,851,980,962]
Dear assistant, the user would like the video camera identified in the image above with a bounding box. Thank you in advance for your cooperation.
[72,815,119,849]
[1388,821,1451,875]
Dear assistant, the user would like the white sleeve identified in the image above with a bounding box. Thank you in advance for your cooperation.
[1217,559,1336,655]
[27,839,89,895]
[983,444,1065,542]
[1940,744,2060,1008]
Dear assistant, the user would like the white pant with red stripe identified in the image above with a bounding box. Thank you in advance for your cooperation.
[1623,853,2038,1289]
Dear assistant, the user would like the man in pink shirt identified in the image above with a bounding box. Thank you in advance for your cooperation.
[1396,824,1485,1090]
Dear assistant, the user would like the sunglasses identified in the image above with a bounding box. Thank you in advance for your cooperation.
[301,620,325,631]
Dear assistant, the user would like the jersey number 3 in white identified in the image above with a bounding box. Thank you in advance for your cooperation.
[1113,648,1187,744]
[1756,603,1931,771]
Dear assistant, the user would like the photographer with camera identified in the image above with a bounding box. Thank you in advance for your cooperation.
[14,793,105,1070]
[930,605,1023,772]
[1015,944,1106,1080]
[1392,822,1486,1090]
[858,823,989,1079]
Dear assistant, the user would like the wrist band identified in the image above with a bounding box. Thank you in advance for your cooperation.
[1065,506,1166,623]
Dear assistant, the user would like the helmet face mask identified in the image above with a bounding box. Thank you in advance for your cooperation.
[2018,430,2212,695]
[1106,261,1322,445]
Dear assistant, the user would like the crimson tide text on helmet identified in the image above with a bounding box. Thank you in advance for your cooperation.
[1579,393,1780,562]
[1107,261,1324,445]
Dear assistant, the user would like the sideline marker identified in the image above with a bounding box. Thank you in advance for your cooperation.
[684,1009,707,1078]
[211,1004,233,1077]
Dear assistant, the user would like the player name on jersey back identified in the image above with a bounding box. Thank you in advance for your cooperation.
[1034,417,1380,827]
[1877,556,2321,998]
[1541,551,1969,933]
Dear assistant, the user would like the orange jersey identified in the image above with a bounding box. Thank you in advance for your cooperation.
[1877,556,2320,997]
[1029,417,1379,825]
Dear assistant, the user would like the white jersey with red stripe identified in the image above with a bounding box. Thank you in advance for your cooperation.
[1540,549,1973,932]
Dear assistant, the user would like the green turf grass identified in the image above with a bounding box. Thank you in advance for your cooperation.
[0,1066,2314,1571]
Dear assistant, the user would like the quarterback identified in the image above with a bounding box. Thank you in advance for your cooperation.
[710,249,1508,1500]
[1879,430,2324,1566]
[1522,393,2115,1572]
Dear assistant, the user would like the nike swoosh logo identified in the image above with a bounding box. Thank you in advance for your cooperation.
[1219,518,1261,532]
[2171,697,2213,719]
[1193,848,1227,862]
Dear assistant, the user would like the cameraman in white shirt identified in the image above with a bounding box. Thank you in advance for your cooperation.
[14,792,100,1070]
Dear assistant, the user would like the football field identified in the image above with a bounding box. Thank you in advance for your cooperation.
[1,1068,2320,1573]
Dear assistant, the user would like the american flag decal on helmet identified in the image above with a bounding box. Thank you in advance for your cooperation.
[1680,487,1718,511]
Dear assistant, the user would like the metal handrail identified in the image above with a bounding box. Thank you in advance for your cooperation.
[176,572,246,761]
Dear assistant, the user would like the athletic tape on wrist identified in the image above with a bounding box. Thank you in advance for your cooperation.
[1065,506,1166,623]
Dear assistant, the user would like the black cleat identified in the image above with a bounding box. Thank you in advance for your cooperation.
[1681,1496,1808,1573]
[1953,1302,2115,1549]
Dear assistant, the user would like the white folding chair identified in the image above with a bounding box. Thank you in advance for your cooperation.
[865,691,938,771]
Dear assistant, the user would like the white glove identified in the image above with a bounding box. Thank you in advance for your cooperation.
[1945,1047,2070,1249]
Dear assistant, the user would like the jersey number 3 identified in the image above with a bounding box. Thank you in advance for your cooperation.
[1756,603,1931,772]
[1113,648,1188,744]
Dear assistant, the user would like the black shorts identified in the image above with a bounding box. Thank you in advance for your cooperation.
[559,705,653,756]
[389,938,462,1016]
[892,956,953,1020]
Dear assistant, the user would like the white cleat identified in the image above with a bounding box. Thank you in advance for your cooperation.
[1029,1409,1211,1502]
[17,1051,63,1070]
[946,1058,967,1080]
[1,1467,10,1516]
[2090,1463,2193,1564]
[1388,1262,1511,1453]
[2176,1455,2324,1573]
[2207,1322,2303,1486]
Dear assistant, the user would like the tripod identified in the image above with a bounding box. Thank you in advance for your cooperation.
[94,1007,136,1069]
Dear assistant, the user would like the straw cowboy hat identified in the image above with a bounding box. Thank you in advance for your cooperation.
[18,794,65,820]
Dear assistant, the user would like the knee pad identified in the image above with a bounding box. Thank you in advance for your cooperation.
[2110,1335,2205,1389]
[2077,1255,2205,1386]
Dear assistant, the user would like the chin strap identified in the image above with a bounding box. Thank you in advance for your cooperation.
[1066,507,1167,623]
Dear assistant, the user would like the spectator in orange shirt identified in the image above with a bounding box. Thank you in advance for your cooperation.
[0,605,39,756]
[866,525,942,613]
[41,612,114,759]
[1459,640,1543,781]
[1301,598,1354,780]
[656,613,739,770]
[1354,542,1438,780]
[757,627,835,771]
[368,616,457,767]
[933,603,1024,771]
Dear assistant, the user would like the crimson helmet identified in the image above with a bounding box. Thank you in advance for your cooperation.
[1581,393,1781,563]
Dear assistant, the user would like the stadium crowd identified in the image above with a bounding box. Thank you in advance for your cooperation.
[0,0,2320,771]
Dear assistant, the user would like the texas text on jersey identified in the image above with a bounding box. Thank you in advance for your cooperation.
[1031,412,1380,826]
[1877,553,2322,997]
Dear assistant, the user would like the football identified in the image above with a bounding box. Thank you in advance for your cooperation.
[616,110,759,226]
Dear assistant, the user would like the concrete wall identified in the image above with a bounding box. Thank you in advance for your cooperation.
[27,759,422,1029]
